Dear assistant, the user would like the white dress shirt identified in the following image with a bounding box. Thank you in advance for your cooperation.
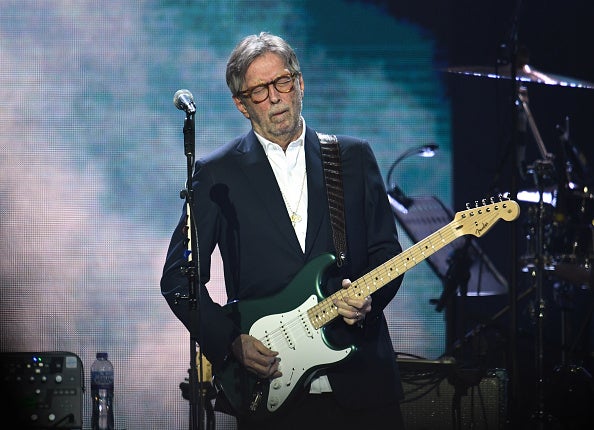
[255,119,333,393]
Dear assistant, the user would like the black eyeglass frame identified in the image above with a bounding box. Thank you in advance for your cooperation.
[237,72,300,104]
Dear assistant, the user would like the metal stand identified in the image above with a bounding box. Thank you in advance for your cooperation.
[524,159,555,426]
[179,354,217,430]
[516,81,557,427]
[515,85,594,428]
[435,239,472,353]
[172,94,207,430]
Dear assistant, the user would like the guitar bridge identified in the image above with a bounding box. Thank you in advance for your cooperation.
[249,380,264,412]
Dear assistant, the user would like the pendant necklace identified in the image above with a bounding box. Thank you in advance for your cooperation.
[283,168,307,227]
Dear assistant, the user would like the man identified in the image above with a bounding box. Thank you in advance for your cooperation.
[161,32,405,429]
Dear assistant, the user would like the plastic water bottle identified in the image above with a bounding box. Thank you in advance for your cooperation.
[91,352,114,430]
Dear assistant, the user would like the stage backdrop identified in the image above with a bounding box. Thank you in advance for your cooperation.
[0,1,453,428]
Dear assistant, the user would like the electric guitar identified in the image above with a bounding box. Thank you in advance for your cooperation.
[214,197,520,420]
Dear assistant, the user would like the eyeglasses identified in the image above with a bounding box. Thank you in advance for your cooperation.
[238,73,298,104]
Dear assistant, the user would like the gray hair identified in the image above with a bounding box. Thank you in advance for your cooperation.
[226,32,301,96]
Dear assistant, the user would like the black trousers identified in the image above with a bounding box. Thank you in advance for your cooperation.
[236,392,405,430]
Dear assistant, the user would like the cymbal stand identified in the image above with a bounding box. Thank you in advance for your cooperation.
[517,86,554,161]
[525,159,554,426]
[518,85,556,426]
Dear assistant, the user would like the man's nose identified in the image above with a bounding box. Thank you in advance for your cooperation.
[268,84,281,102]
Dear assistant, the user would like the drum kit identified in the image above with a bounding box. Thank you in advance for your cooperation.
[446,57,594,425]
[447,59,594,289]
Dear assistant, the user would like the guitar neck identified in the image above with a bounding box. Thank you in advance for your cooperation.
[307,220,459,329]
[306,198,519,330]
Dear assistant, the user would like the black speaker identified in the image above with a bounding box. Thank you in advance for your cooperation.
[0,351,84,429]
[398,358,507,430]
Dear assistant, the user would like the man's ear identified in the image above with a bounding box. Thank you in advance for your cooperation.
[233,96,250,119]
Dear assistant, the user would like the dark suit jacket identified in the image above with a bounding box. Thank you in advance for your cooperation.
[161,125,404,411]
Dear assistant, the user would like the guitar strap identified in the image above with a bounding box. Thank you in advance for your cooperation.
[317,132,347,267]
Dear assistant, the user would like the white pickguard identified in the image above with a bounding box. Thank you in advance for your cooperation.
[249,295,352,412]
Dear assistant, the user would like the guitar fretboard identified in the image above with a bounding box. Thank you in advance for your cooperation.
[306,199,517,330]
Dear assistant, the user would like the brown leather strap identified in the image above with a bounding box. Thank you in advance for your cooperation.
[317,132,347,267]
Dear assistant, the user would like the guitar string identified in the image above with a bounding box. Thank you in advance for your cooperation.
[241,204,514,410]
[255,219,465,347]
[309,209,505,321]
[308,206,511,326]
[257,218,465,345]
[255,207,507,348]
[311,221,461,317]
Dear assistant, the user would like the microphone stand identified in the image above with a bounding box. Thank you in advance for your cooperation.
[177,109,206,430]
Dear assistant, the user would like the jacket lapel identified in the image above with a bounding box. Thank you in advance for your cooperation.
[234,128,328,258]
[235,131,303,252]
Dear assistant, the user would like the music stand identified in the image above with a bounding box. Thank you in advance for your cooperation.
[390,194,508,296]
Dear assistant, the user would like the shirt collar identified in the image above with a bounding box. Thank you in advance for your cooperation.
[255,117,306,155]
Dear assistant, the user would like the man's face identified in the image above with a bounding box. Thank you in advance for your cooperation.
[233,52,304,148]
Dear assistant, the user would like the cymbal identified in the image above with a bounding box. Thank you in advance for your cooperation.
[446,63,594,89]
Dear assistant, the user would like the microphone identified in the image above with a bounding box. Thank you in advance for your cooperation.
[173,89,196,114]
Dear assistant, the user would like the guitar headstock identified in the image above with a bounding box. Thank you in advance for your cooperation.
[453,195,520,238]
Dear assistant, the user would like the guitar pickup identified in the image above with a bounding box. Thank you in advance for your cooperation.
[280,323,295,350]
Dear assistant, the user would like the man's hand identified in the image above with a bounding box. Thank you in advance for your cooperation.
[231,334,282,379]
[333,279,372,326]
